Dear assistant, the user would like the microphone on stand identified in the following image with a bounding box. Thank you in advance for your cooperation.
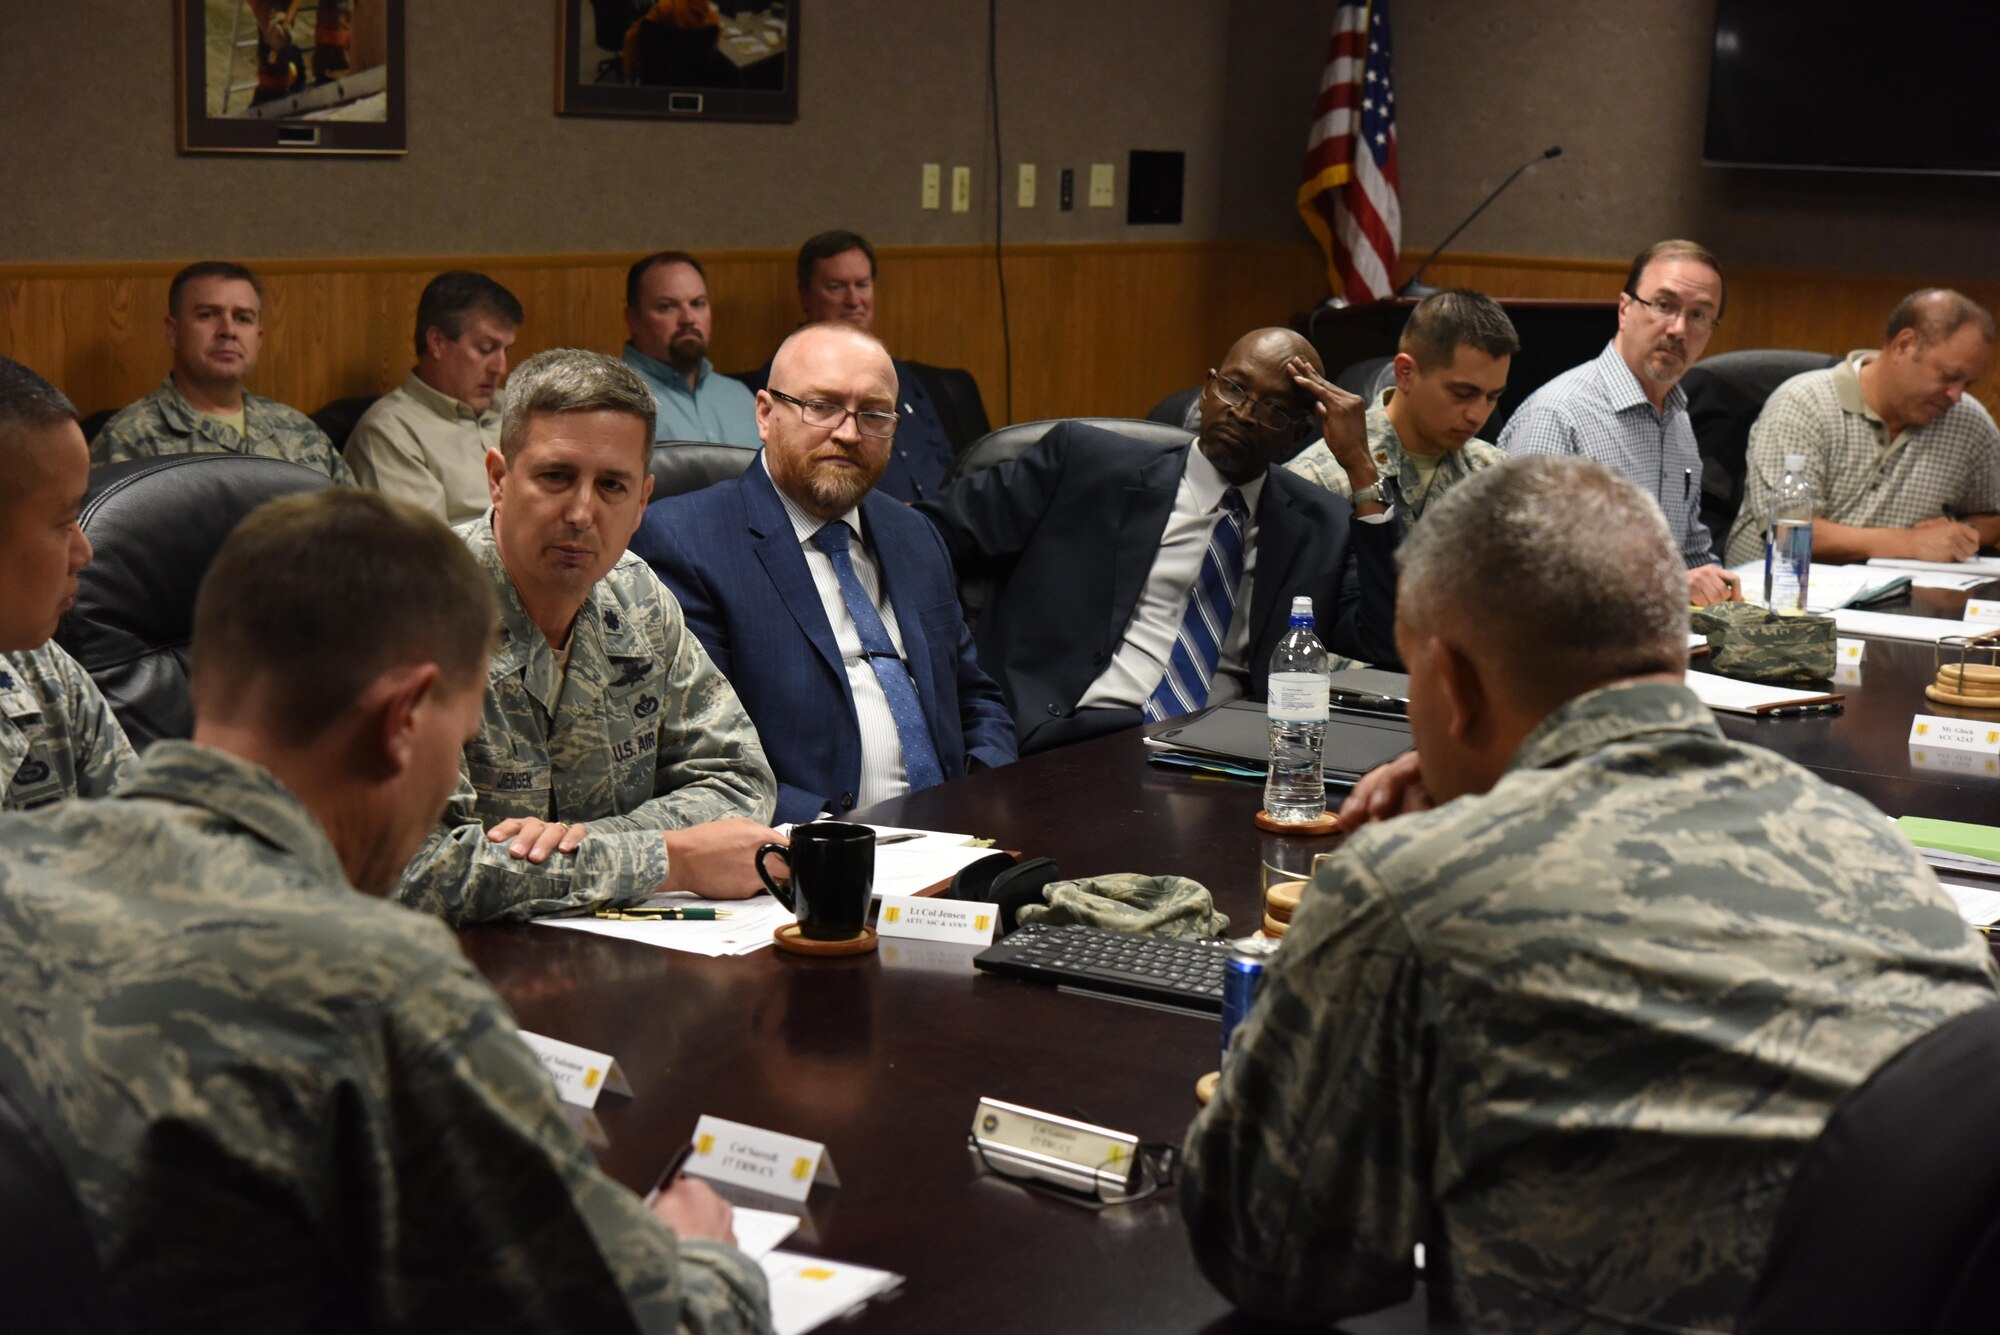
[1398,145,1562,298]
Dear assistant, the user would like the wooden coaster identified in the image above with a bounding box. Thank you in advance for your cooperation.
[1265,901,1293,924]
[1261,912,1291,937]
[1255,809,1341,835]
[1934,663,2000,686]
[1926,684,2000,710]
[1195,1070,1220,1106]
[1266,879,1305,915]
[773,923,878,956]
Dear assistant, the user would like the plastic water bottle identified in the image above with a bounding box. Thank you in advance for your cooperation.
[1763,452,1815,613]
[1264,597,1330,822]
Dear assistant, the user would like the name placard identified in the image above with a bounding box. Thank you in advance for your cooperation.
[1838,637,1866,663]
[1964,600,2000,628]
[519,1030,632,1110]
[969,1096,1140,1196]
[1909,714,2000,755]
[687,1114,840,1202]
[1910,744,2000,778]
[877,895,998,945]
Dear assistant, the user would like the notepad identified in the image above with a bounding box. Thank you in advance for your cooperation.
[760,1250,904,1335]
[1867,556,2000,577]
[1682,671,1843,715]
[1897,816,2000,863]
[1727,560,1910,612]
[1830,609,1997,643]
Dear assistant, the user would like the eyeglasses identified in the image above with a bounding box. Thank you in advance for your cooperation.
[1625,292,1720,334]
[767,388,899,438]
[1206,371,1300,432]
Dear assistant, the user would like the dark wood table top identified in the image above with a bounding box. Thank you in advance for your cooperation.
[458,579,2000,1334]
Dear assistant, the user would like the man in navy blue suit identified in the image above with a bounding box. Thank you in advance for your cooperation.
[634,324,1015,824]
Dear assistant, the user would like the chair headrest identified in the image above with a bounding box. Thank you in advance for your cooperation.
[647,442,758,500]
[948,418,1193,485]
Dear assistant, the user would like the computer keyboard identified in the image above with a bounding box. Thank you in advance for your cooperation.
[973,922,1229,1015]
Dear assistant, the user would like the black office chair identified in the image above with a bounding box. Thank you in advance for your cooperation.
[904,361,993,458]
[1682,350,1838,546]
[0,1080,112,1334]
[647,441,757,500]
[1146,384,1201,429]
[55,453,333,749]
[309,394,380,454]
[1334,355,1396,401]
[944,416,1192,488]
[78,408,116,446]
[1739,1001,2000,1335]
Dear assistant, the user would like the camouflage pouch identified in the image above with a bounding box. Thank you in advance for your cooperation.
[1013,873,1230,939]
[1691,602,1836,685]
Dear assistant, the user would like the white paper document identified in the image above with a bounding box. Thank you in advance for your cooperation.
[534,893,796,957]
[1867,556,2000,577]
[760,1250,904,1335]
[1909,571,1992,592]
[864,825,999,898]
[1939,879,2000,928]
[1831,609,1995,644]
[1683,671,1840,716]
[730,1207,802,1260]
[1727,560,1906,613]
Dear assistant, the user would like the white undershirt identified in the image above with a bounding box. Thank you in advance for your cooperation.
[1077,443,1265,711]
[766,459,912,810]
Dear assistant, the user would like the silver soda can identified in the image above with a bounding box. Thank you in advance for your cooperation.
[1220,935,1282,1065]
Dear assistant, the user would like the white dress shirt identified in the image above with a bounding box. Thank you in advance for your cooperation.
[766,459,912,811]
[1078,443,1266,711]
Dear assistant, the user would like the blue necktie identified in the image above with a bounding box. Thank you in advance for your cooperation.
[1144,487,1248,722]
[810,522,946,792]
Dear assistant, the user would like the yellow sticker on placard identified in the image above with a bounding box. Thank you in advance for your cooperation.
[1985,731,1997,744]
[885,906,901,922]
[800,1267,836,1281]
[584,1068,601,1088]
[1917,723,1930,736]
[696,1133,714,1155]
[792,1156,814,1180]
[975,914,992,932]
[1105,1145,1124,1164]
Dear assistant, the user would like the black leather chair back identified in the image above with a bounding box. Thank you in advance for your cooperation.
[1741,1001,2000,1335]
[56,454,333,749]
[309,394,381,454]
[902,361,993,456]
[1334,355,1395,400]
[1146,385,1201,429]
[944,416,1192,487]
[647,442,757,500]
[0,1080,111,1334]
[1682,349,1838,545]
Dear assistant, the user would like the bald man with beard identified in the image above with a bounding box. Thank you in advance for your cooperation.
[917,326,1400,754]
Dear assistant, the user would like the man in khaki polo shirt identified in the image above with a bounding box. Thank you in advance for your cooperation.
[1725,289,2000,566]
[348,271,523,523]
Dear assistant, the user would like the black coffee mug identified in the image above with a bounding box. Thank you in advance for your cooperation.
[757,821,876,941]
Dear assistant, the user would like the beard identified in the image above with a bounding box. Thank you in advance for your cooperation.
[1639,338,1689,386]
[667,329,707,373]
[800,457,879,514]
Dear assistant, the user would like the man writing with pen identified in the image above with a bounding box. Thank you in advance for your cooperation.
[1501,239,1744,607]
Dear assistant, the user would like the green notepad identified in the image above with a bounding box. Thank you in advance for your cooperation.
[1897,816,2000,861]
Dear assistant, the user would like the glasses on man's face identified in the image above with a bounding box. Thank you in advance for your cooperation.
[1626,292,1720,335]
[768,388,899,438]
[1206,370,1300,432]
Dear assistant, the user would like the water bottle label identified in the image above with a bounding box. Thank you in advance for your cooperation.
[1267,673,1329,721]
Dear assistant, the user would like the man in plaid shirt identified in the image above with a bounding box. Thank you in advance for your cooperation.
[1724,290,1999,567]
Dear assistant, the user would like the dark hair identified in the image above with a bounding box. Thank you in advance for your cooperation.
[624,251,708,309]
[1885,288,1996,349]
[0,357,80,457]
[168,261,263,317]
[1399,289,1521,371]
[1621,239,1725,318]
[414,270,523,359]
[190,489,498,746]
[795,230,875,291]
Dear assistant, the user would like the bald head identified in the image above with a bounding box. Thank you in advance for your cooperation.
[1197,327,1323,483]
[759,322,900,519]
[769,321,896,394]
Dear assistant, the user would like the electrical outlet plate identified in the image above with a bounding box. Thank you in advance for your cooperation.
[951,165,972,213]
[921,163,941,210]
[1016,163,1036,208]
[1088,163,1115,207]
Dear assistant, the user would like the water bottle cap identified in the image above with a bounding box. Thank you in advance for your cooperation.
[1290,596,1314,617]
[1783,453,1806,470]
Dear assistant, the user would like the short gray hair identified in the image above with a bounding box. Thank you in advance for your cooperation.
[1397,457,1688,710]
[498,348,656,462]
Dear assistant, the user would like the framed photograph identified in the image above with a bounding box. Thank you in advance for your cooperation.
[177,0,407,155]
[558,1,799,123]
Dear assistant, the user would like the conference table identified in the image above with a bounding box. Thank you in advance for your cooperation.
[458,580,2000,1334]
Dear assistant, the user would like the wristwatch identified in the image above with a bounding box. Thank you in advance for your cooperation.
[1350,480,1386,508]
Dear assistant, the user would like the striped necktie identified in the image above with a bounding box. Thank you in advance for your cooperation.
[1144,487,1248,722]
[810,521,946,792]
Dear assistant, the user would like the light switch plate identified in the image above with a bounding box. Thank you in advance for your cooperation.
[951,165,972,213]
[1016,163,1037,208]
[921,163,941,210]
[1088,162,1115,207]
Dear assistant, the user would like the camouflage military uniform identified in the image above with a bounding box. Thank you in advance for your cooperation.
[92,374,354,484]
[1,642,136,810]
[0,741,771,1334]
[394,517,776,925]
[1284,386,1505,538]
[1183,681,1999,1333]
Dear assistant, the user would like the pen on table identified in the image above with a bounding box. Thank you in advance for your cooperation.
[1764,703,1843,718]
[592,906,732,921]
[644,1140,697,1205]
[875,832,924,846]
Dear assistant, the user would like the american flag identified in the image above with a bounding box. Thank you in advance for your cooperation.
[1297,2,1402,303]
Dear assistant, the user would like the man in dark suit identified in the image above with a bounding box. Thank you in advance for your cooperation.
[634,323,1015,823]
[918,327,1396,754]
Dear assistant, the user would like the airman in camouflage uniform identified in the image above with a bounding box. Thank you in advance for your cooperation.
[1284,385,1505,536]
[0,746,769,1334]
[93,372,353,483]
[394,519,776,924]
[1182,456,2000,1332]
[1,642,136,809]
